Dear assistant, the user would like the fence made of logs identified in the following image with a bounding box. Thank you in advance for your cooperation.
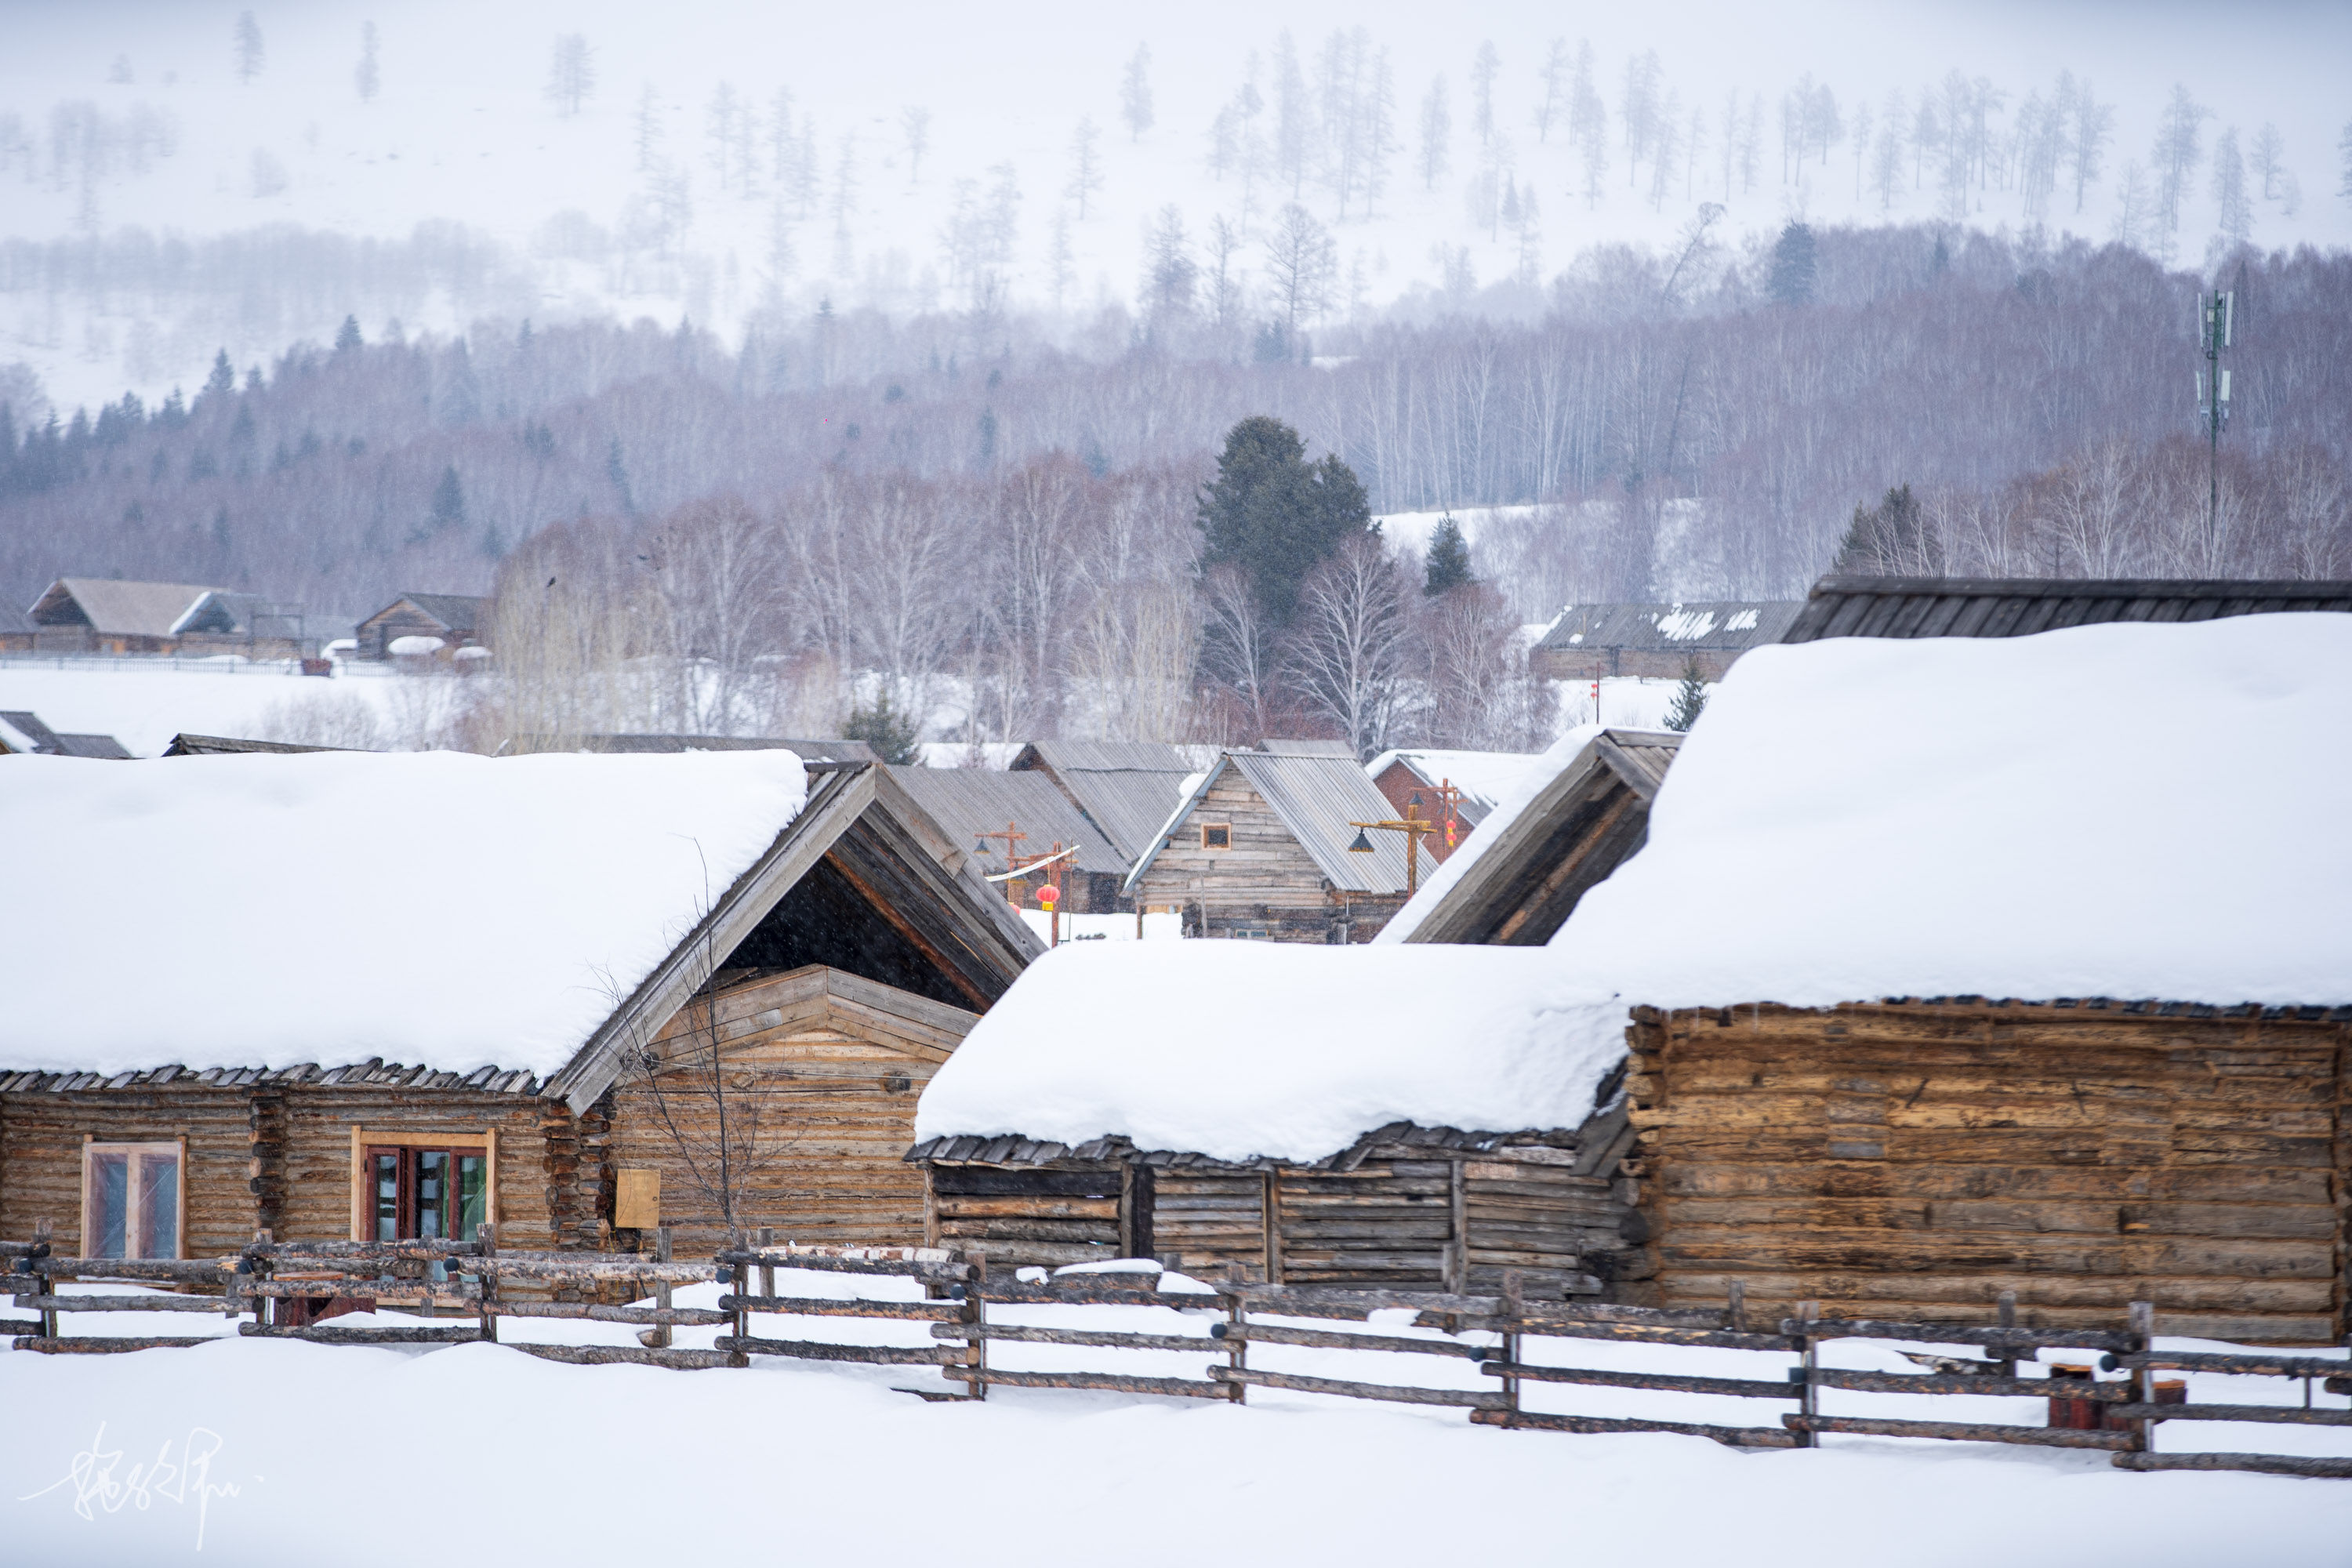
[8,1228,2347,1480]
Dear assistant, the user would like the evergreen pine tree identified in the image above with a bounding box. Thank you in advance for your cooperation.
[1423,514,1475,594]
[430,465,466,532]
[335,314,364,352]
[843,691,921,764]
[604,438,637,514]
[1196,415,1374,624]
[1664,656,1709,731]
[203,350,236,401]
[1767,220,1817,305]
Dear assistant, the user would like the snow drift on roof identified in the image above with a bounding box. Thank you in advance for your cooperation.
[1362,747,1550,817]
[913,942,1628,1163]
[1551,614,2352,1009]
[1374,727,1602,945]
[0,749,809,1076]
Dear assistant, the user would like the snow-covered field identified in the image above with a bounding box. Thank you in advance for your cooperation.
[8,1277,2348,1565]
[0,659,429,756]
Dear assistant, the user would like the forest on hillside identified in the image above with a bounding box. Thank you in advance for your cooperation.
[3,223,2346,632]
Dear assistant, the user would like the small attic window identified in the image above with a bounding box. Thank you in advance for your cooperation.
[1200,823,1232,849]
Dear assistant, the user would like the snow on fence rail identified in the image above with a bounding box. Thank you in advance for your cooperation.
[8,1232,2347,1477]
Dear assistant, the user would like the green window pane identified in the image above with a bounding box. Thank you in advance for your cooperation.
[454,1154,487,1243]
[375,1152,400,1242]
[415,1150,448,1240]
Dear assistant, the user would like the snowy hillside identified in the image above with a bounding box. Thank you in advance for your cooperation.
[3,0,2347,412]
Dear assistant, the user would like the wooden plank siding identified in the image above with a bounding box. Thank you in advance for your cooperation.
[602,966,975,1258]
[0,1088,256,1258]
[1624,1002,2352,1343]
[1134,768,1403,942]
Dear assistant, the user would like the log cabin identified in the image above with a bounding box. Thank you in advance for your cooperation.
[1122,742,1414,942]
[354,591,488,661]
[886,764,1132,915]
[1544,592,2352,1343]
[904,942,1640,1298]
[1360,747,1547,866]
[0,751,1043,1273]
[20,578,320,659]
[1374,728,1680,946]
[1009,740,1215,873]
[1529,599,1801,681]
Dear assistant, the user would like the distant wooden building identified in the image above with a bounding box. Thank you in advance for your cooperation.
[0,755,1043,1266]
[1530,599,1801,681]
[887,764,1132,914]
[1123,742,1414,942]
[19,578,320,659]
[356,591,488,661]
[906,944,1640,1297]
[1383,729,1681,946]
[504,735,878,762]
[1362,747,1545,866]
[1546,579,2352,1343]
[1009,740,1214,871]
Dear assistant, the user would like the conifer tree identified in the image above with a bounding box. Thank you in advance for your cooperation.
[234,12,265,84]
[844,691,920,764]
[430,465,466,532]
[1664,655,1708,731]
[335,315,363,353]
[1196,415,1374,625]
[1423,514,1475,594]
[1767,220,1816,304]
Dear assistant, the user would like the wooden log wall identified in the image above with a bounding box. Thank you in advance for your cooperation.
[275,1090,558,1249]
[1626,1002,2352,1344]
[604,968,973,1258]
[928,1165,1123,1267]
[1463,1149,1629,1296]
[0,1088,256,1257]
[1152,1171,1270,1280]
[1276,1163,1450,1287]
[1133,766,1406,943]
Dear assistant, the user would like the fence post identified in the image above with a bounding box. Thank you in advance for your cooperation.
[32,1219,55,1340]
[1499,1269,1525,1420]
[757,1226,775,1305]
[1727,1279,1745,1333]
[962,1250,989,1400]
[1224,1261,1247,1404]
[477,1224,497,1344]
[2128,1301,2154,1454]
[724,1231,750,1369]
[1795,1298,1820,1449]
[1994,1289,2018,1380]
[650,1225,674,1350]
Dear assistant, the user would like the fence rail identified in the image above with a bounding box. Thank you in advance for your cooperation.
[7,1230,2347,1479]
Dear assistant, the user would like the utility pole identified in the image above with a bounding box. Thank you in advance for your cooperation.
[2197,286,2234,561]
[1348,798,1437,897]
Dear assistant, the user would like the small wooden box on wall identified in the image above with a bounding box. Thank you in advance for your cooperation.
[613,1168,661,1230]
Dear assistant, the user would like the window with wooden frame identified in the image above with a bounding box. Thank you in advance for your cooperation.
[1200,823,1232,849]
[349,1129,496,1243]
[82,1140,184,1261]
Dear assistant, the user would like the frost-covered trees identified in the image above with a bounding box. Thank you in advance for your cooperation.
[2210,126,2252,253]
[1470,41,1501,146]
[355,22,379,103]
[1417,76,1450,190]
[901,106,931,184]
[234,12,265,85]
[1065,118,1104,219]
[1263,204,1337,337]
[1767,220,1816,305]
[2067,79,2113,212]
[2151,84,2209,248]
[546,34,596,118]
[1534,39,1567,143]
[1121,45,1155,140]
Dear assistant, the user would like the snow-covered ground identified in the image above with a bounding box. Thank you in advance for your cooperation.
[7,1277,2347,1564]
[0,659,434,756]
[1018,909,1185,944]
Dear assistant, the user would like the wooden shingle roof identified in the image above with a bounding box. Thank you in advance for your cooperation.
[1781,575,2352,643]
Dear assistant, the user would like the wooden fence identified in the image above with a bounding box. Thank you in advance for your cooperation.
[9,1230,2347,1479]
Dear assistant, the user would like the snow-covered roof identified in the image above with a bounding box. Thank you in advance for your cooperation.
[0,749,810,1078]
[1378,728,1681,947]
[32,578,220,637]
[1123,750,1412,895]
[1552,614,2352,1009]
[1363,746,1550,822]
[912,942,1629,1163]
